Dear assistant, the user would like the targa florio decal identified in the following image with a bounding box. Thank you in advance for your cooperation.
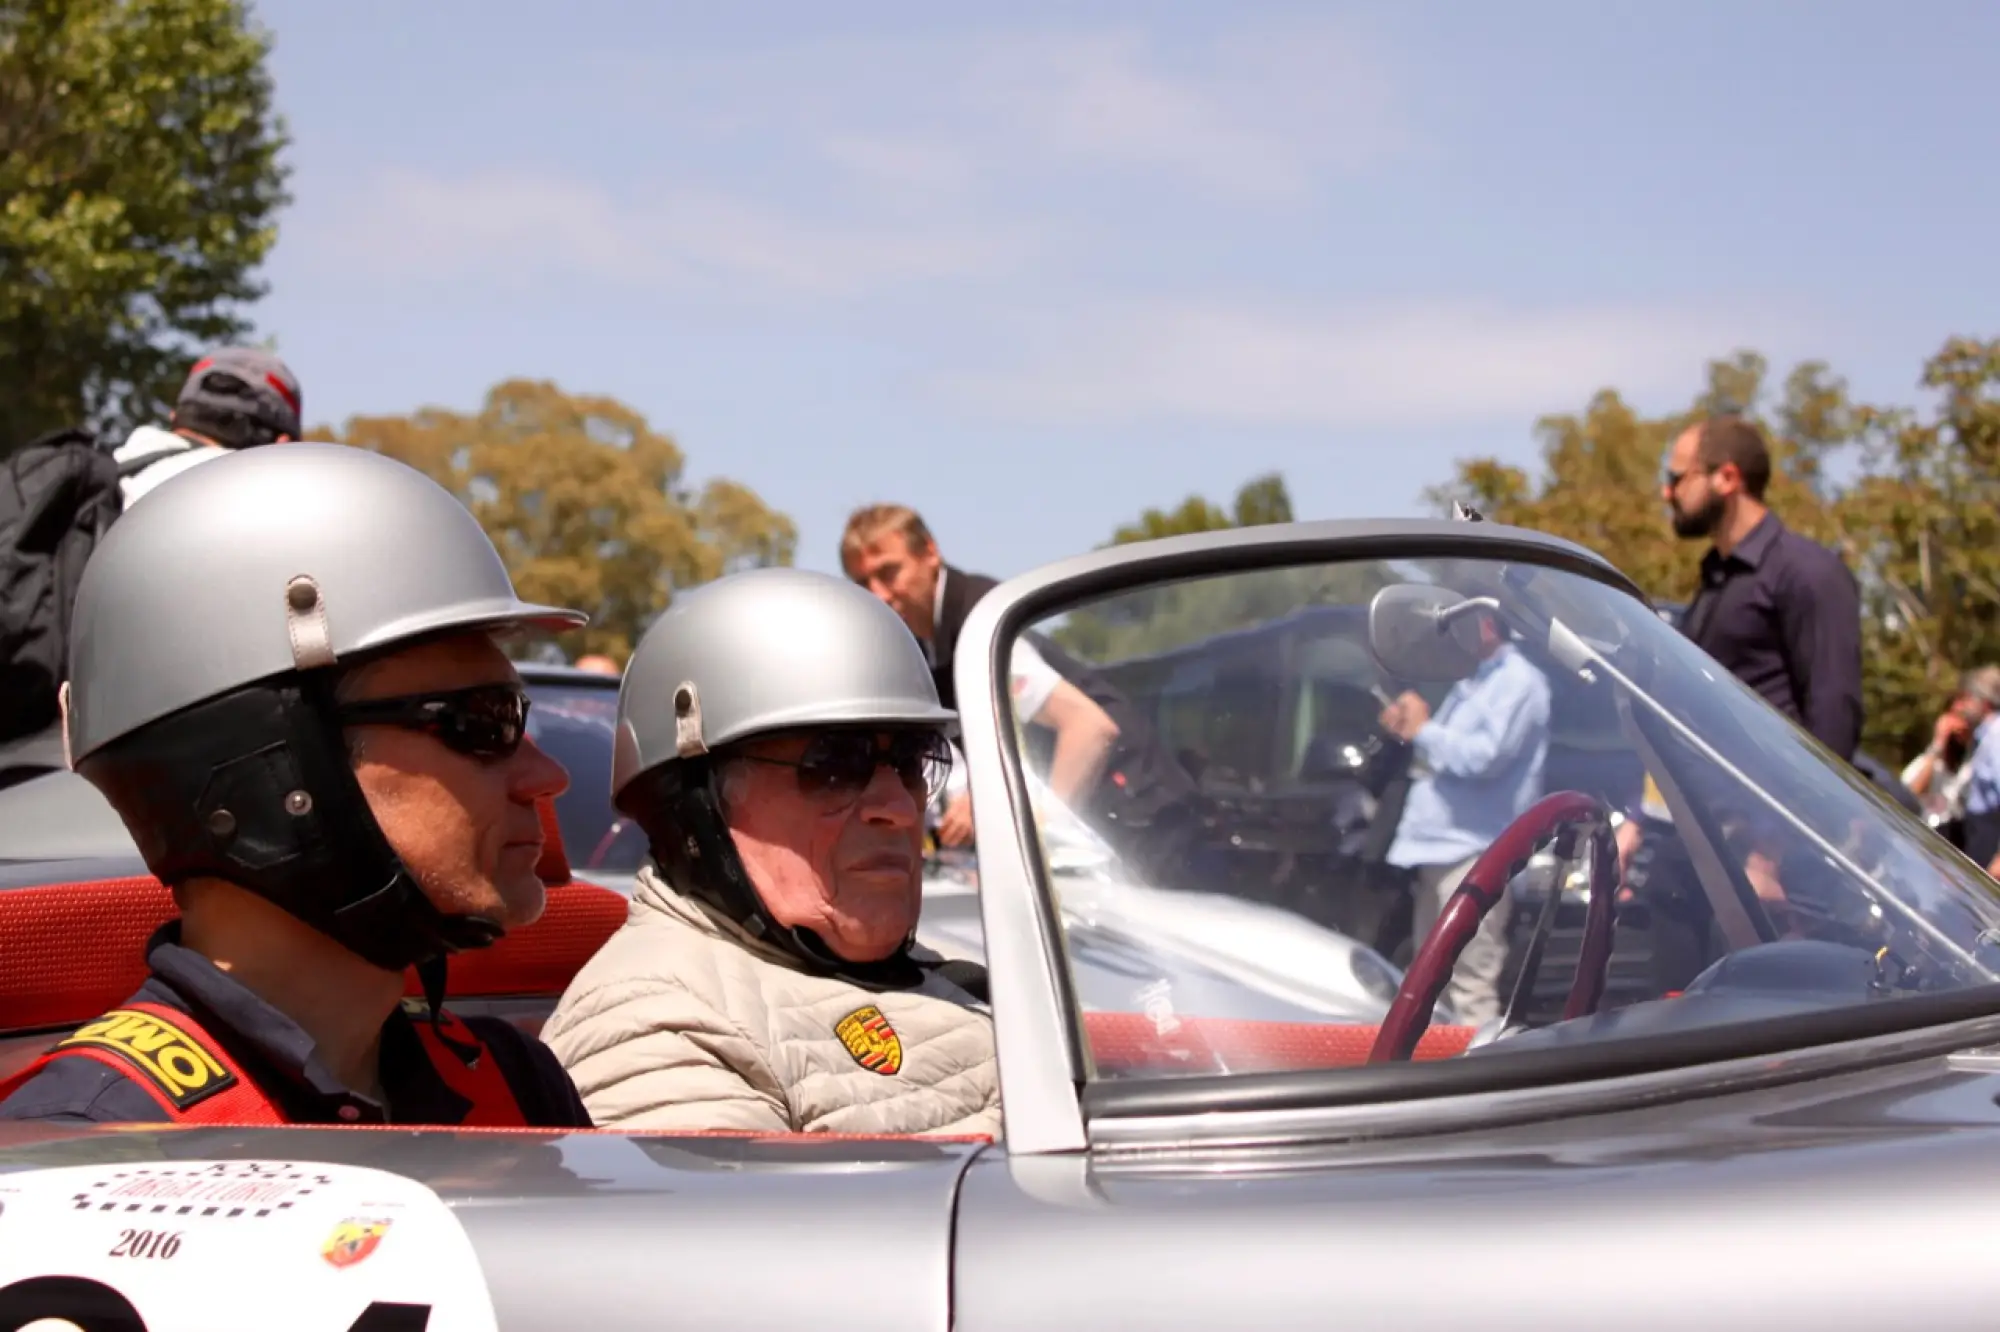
[0,1159,500,1331]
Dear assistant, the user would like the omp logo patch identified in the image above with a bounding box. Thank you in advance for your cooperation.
[834,1005,903,1076]
[56,1009,236,1109]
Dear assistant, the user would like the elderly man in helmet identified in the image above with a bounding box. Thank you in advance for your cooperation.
[0,445,594,1128]
[542,568,999,1136]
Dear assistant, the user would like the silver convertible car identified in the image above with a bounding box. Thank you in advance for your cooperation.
[5,517,2000,1331]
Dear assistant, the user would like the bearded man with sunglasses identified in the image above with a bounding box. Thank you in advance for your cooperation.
[1662,415,1863,760]
[542,568,1000,1136]
[0,444,595,1128]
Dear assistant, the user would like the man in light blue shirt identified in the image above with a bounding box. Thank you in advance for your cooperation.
[1381,610,1552,1023]
[1958,704,2000,876]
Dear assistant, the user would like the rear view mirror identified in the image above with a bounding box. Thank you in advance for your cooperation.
[1366,584,1489,683]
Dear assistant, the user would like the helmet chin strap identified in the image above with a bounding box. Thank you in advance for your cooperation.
[782,921,924,992]
[638,763,925,989]
[79,675,510,1000]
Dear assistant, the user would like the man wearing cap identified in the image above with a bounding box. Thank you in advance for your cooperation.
[1904,666,2000,851]
[1379,604,1552,1025]
[543,567,1000,1137]
[0,443,593,1128]
[112,346,303,508]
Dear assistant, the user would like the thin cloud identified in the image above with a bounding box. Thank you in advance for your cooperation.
[956,25,1407,200]
[598,19,1411,203]
[295,19,1411,302]
[303,168,1031,298]
[933,300,1811,430]
[815,132,979,198]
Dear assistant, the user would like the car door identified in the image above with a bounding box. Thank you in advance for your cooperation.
[934,521,1605,1326]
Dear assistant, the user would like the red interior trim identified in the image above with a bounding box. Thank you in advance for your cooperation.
[0,798,622,1030]
[534,795,570,885]
[0,875,174,1031]
[1081,1010,1475,1075]
[398,884,626,1001]
[0,1119,997,1144]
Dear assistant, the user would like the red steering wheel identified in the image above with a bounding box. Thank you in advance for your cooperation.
[1368,790,1619,1063]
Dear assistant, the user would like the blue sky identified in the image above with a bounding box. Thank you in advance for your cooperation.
[244,1,2000,578]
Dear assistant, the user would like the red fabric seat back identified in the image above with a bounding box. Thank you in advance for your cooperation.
[0,875,168,1032]
[0,797,626,1032]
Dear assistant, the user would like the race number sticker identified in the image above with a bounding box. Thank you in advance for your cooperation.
[0,1159,500,1332]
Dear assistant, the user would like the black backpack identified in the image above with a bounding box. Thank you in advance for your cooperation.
[0,427,195,745]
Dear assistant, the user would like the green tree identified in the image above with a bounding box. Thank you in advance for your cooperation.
[1430,339,2000,763]
[0,0,291,445]
[1107,470,1295,546]
[1430,353,1851,605]
[322,380,797,661]
[1836,339,2000,756]
[1048,472,1389,663]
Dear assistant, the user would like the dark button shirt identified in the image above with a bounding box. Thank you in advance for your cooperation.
[1682,511,1864,759]
[0,924,591,1128]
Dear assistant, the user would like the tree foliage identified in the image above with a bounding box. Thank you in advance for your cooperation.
[1430,338,2000,763]
[0,0,291,446]
[1106,470,1296,547]
[1050,472,1386,664]
[320,380,798,661]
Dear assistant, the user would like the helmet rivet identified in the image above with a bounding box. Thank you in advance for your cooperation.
[674,686,694,716]
[205,808,237,838]
[286,578,319,612]
[284,790,313,816]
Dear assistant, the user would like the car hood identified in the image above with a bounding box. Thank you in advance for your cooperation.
[0,1120,986,1332]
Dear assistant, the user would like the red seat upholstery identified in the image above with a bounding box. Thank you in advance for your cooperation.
[399,796,627,1000]
[1082,1010,1476,1075]
[0,874,167,1031]
[0,797,627,1032]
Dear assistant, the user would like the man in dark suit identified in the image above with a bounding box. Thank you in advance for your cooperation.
[840,504,1199,882]
[1663,415,1864,759]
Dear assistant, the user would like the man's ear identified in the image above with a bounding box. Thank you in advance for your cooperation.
[58,680,74,770]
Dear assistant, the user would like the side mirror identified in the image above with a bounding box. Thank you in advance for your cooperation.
[1366,584,1490,683]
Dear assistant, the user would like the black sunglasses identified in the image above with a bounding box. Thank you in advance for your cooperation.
[1663,462,1720,489]
[337,683,532,760]
[739,729,952,802]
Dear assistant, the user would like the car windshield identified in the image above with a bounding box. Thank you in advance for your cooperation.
[1001,551,2000,1082]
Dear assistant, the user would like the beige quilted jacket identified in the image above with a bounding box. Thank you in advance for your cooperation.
[543,867,1001,1137]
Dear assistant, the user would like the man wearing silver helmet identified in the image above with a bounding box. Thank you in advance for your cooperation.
[542,568,999,1136]
[0,444,594,1127]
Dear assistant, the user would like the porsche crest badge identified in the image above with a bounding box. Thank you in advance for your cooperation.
[322,1216,392,1269]
[834,1005,903,1076]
